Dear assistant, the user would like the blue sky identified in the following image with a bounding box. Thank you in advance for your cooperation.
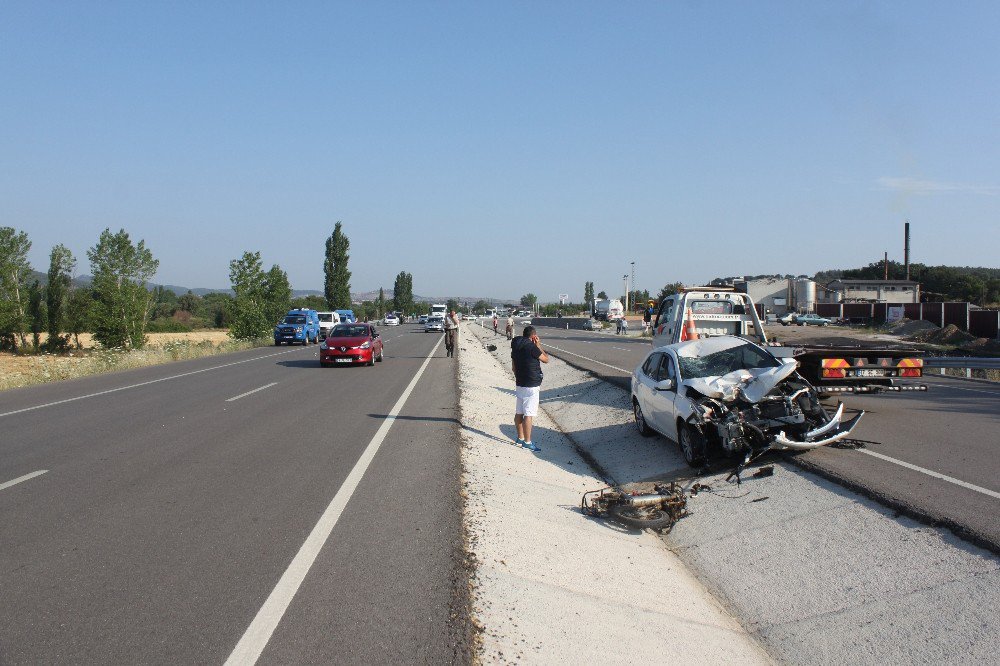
[3,1,998,302]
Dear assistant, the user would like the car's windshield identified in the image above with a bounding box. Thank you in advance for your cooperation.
[318,314,333,322]
[677,342,779,379]
[282,315,306,324]
[329,325,369,337]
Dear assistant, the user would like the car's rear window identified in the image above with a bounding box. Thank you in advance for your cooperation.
[330,325,369,337]
[318,314,333,322]
[690,300,734,315]
[283,315,307,324]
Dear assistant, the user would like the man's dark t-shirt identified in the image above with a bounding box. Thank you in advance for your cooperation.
[511,336,543,388]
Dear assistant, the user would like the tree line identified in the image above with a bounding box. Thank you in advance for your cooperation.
[0,221,418,353]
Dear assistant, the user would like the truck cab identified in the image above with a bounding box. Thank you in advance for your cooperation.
[335,309,357,324]
[316,311,341,338]
[651,288,766,347]
[274,308,321,345]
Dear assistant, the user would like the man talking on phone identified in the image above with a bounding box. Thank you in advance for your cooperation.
[511,325,549,452]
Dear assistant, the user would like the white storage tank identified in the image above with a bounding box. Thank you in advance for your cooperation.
[794,279,817,313]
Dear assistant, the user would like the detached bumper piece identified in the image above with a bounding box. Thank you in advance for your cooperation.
[772,408,866,450]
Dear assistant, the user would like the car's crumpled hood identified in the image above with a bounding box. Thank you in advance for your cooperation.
[682,362,798,403]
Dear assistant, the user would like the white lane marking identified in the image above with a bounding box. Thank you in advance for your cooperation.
[544,344,632,374]
[224,335,444,666]
[0,470,48,492]
[858,449,1000,501]
[226,382,278,402]
[0,348,301,419]
[924,383,1000,396]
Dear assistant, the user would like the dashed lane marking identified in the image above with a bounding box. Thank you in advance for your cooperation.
[0,348,301,419]
[0,470,48,492]
[226,383,279,402]
[858,449,1000,501]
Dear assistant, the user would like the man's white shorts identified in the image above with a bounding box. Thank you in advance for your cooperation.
[515,386,540,417]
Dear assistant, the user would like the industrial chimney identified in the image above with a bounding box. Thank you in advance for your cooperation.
[904,221,910,281]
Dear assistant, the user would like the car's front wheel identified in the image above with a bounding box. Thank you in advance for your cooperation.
[678,422,707,467]
[633,398,655,437]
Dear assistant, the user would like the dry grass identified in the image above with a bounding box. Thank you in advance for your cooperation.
[0,331,268,392]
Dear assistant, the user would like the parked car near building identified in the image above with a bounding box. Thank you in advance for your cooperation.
[793,314,832,326]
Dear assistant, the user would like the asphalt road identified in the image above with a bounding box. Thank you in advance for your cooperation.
[0,324,471,664]
[525,322,1000,552]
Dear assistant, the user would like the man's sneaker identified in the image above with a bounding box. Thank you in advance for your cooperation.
[515,438,525,447]
[523,441,541,452]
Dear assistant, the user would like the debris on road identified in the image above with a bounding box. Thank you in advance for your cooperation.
[582,483,689,532]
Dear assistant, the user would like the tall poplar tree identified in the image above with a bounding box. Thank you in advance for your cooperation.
[584,281,594,306]
[46,244,76,350]
[393,271,413,316]
[0,226,33,350]
[324,222,352,309]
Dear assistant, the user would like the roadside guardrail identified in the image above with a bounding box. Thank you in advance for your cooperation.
[923,357,1000,379]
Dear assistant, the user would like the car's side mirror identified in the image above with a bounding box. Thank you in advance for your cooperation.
[655,378,675,391]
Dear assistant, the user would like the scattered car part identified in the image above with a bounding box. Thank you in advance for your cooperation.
[582,483,688,531]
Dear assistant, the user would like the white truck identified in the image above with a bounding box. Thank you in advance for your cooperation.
[430,303,448,319]
[593,298,624,321]
[651,287,927,394]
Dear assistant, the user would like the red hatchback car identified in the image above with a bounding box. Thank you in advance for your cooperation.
[320,323,384,366]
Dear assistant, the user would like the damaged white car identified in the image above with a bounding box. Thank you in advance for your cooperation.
[631,336,864,466]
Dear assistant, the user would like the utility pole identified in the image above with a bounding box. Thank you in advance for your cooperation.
[630,261,635,312]
[623,274,629,315]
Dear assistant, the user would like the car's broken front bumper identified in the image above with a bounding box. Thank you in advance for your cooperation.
[771,403,865,450]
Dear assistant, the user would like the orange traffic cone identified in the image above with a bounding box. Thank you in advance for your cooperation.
[681,308,699,341]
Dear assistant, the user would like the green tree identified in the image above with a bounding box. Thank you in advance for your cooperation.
[520,293,537,309]
[229,252,271,340]
[597,290,608,300]
[177,291,200,313]
[0,226,33,350]
[200,292,233,328]
[393,271,414,316]
[28,280,46,351]
[472,299,491,314]
[376,287,387,319]
[66,288,93,348]
[263,264,291,326]
[87,228,159,350]
[324,221,352,309]
[46,244,76,351]
[446,298,459,312]
[584,281,594,306]
[290,294,327,311]
[656,282,685,303]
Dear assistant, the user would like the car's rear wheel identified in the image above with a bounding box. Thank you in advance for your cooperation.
[376,347,384,362]
[633,398,655,437]
[678,422,707,467]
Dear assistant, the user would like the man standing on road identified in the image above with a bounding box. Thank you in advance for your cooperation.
[492,314,499,335]
[505,313,514,340]
[444,310,460,358]
[511,325,549,452]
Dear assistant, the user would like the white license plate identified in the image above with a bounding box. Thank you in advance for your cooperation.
[335,358,353,363]
[854,369,886,377]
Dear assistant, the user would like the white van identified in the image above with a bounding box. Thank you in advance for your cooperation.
[316,311,341,338]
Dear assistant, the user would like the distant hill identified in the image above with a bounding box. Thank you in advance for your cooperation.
[33,273,511,304]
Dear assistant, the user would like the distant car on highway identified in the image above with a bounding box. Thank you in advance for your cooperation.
[583,318,600,331]
[320,323,383,366]
[418,314,429,324]
[425,316,445,333]
[383,313,399,326]
[462,313,476,321]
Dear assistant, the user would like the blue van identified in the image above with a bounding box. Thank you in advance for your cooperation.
[274,309,320,345]
[335,309,357,324]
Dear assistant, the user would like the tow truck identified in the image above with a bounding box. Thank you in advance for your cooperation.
[651,287,927,396]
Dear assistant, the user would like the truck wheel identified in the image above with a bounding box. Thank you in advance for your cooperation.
[678,422,707,467]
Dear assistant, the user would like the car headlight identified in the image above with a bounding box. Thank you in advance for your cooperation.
[296,326,303,332]
[360,341,371,349]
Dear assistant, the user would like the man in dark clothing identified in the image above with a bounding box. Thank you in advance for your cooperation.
[510,325,549,452]
[444,310,460,358]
